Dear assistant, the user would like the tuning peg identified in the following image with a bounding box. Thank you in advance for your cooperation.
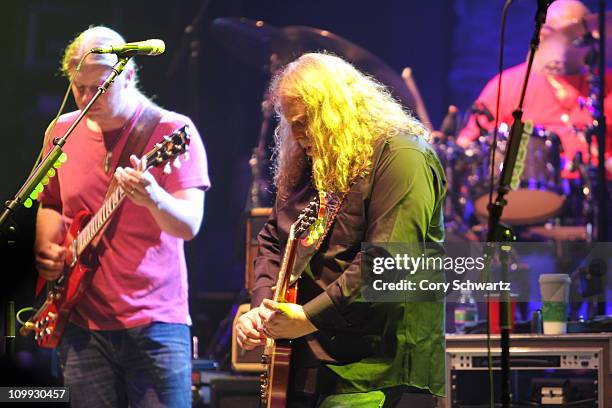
[173,157,182,169]
[163,162,172,175]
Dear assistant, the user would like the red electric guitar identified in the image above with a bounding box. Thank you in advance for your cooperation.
[21,126,190,348]
[260,192,341,408]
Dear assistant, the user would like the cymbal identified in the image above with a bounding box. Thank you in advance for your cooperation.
[210,17,280,71]
[270,26,417,112]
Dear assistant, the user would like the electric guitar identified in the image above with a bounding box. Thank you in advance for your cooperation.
[260,192,340,408]
[21,126,190,348]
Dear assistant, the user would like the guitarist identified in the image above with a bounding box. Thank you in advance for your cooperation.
[236,53,447,407]
[34,26,210,407]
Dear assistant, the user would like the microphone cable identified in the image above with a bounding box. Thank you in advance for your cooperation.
[485,2,514,408]
[27,51,92,181]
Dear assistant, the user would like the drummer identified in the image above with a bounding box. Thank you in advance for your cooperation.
[457,0,612,180]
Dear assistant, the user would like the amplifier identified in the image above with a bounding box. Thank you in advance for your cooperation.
[245,207,272,293]
[447,347,603,407]
[210,376,260,408]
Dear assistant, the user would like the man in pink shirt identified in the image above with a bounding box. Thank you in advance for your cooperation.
[35,26,210,407]
[457,0,612,180]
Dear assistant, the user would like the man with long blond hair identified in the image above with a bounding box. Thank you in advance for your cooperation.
[236,53,446,407]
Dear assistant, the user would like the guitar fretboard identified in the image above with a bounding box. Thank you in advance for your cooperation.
[74,186,127,256]
[72,142,164,257]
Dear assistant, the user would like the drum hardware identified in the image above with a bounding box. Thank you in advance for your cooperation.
[561,11,610,242]
[402,67,433,130]
[577,8,610,241]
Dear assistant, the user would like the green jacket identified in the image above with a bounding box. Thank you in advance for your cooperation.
[252,132,447,396]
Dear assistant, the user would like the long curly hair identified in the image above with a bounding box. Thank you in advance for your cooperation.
[270,53,428,198]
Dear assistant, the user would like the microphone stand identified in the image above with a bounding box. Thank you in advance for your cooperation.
[0,58,130,363]
[3,301,15,361]
[486,2,551,408]
[245,99,273,211]
[166,0,211,128]
[244,54,282,212]
[0,56,131,229]
[594,0,607,242]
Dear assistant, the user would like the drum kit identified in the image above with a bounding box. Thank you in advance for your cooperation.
[435,123,590,242]
[209,13,611,242]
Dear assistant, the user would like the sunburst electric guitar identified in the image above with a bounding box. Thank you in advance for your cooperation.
[21,126,190,348]
[260,192,340,408]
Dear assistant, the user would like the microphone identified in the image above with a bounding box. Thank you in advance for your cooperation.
[91,39,165,56]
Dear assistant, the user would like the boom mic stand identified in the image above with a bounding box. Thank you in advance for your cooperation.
[594,0,607,242]
[0,56,131,230]
[486,2,553,407]
[0,56,130,361]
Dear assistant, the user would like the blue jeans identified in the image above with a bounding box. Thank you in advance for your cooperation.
[58,322,191,408]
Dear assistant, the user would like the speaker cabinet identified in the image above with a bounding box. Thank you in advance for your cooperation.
[210,376,260,408]
[245,207,272,293]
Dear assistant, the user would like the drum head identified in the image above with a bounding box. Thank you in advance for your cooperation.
[474,189,565,225]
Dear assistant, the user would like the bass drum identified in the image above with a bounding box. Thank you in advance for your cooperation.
[470,127,564,225]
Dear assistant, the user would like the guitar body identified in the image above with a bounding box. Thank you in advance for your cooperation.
[258,192,341,408]
[31,210,98,348]
[261,285,297,408]
[264,340,292,408]
[22,126,191,348]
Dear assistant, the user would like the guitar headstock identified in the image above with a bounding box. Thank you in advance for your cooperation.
[288,191,342,247]
[294,200,319,237]
[145,125,191,173]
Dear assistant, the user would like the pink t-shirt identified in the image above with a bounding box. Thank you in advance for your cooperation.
[458,62,612,179]
[39,105,211,330]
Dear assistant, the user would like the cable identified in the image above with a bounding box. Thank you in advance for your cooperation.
[16,306,34,326]
[26,51,92,179]
[486,3,514,408]
[488,0,513,210]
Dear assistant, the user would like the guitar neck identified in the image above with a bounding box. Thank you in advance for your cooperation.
[73,184,127,257]
[71,143,168,258]
[273,234,298,303]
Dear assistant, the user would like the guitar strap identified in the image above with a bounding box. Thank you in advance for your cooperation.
[292,191,349,365]
[105,103,163,197]
[91,103,162,247]
[289,191,348,285]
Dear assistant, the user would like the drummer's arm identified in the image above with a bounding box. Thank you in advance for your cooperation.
[457,115,487,148]
[457,77,502,148]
